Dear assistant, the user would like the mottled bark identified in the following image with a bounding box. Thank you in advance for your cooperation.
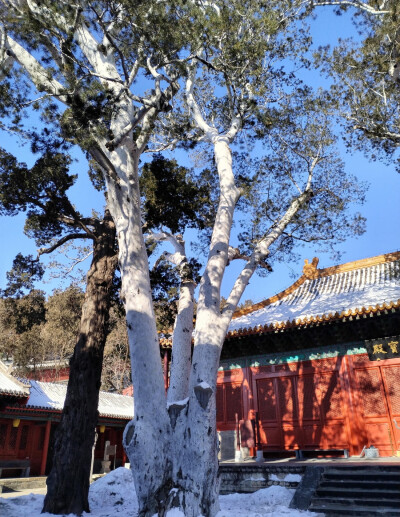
[42,210,117,515]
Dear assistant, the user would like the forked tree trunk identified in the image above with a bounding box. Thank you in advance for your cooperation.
[122,138,239,517]
[123,323,226,517]
[42,210,117,515]
[169,327,225,517]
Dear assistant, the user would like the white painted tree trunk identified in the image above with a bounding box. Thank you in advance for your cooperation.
[157,137,241,516]
[101,143,171,515]
[168,280,195,404]
[167,316,228,517]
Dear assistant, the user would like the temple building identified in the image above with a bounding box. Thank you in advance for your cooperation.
[1,250,400,479]
[217,251,400,458]
[0,363,133,477]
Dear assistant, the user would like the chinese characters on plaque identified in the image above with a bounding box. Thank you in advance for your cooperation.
[365,336,400,361]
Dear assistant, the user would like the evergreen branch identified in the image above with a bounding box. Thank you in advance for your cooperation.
[353,124,400,144]
[281,230,333,242]
[127,38,145,88]
[144,138,179,153]
[136,76,179,153]
[37,232,93,256]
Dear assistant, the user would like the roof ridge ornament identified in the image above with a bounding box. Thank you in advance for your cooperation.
[303,257,319,279]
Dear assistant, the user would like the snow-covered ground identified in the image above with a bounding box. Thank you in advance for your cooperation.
[0,467,323,517]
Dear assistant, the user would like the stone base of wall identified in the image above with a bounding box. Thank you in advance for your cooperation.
[219,464,305,494]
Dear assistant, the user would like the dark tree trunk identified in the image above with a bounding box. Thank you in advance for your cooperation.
[42,210,117,515]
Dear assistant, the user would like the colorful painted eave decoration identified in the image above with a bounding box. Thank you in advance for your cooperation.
[225,298,400,339]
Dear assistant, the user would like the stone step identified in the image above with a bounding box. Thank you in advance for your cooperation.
[308,502,400,516]
[323,467,400,474]
[316,486,400,499]
[319,479,400,490]
[323,471,400,481]
[311,496,400,508]
[0,476,47,493]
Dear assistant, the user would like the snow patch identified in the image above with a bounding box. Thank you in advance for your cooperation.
[90,467,137,512]
[270,473,302,482]
[167,397,189,409]
[1,468,322,517]
[197,381,211,390]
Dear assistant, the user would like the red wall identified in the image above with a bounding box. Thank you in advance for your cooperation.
[216,353,400,457]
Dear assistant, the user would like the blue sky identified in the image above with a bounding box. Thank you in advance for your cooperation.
[1,7,399,304]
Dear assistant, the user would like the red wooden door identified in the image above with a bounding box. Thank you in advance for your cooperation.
[28,424,46,475]
[350,358,400,456]
[253,359,350,452]
[16,423,30,460]
[256,377,280,449]
[0,420,19,460]
[316,371,348,449]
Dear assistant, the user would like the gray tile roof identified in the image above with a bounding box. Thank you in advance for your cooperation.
[229,254,400,333]
[0,362,30,397]
[26,381,134,419]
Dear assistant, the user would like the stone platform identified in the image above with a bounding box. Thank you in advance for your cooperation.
[219,456,400,495]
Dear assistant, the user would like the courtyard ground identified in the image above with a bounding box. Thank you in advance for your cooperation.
[0,467,323,516]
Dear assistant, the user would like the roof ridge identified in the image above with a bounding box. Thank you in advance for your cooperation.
[0,360,31,392]
[32,378,132,397]
[232,250,400,319]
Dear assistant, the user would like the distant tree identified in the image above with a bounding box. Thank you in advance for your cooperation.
[0,289,47,369]
[41,285,84,364]
[101,305,130,393]
[0,284,84,379]
[237,299,255,311]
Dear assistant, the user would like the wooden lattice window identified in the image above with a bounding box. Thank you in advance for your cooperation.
[0,424,7,449]
[297,375,320,420]
[19,425,29,450]
[277,377,298,421]
[275,363,299,372]
[318,373,343,420]
[257,365,273,374]
[355,368,387,417]
[383,366,400,416]
[225,383,243,423]
[257,378,277,422]
[8,427,18,450]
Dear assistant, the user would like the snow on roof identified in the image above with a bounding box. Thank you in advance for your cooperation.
[229,252,400,333]
[27,381,134,419]
[0,361,30,397]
